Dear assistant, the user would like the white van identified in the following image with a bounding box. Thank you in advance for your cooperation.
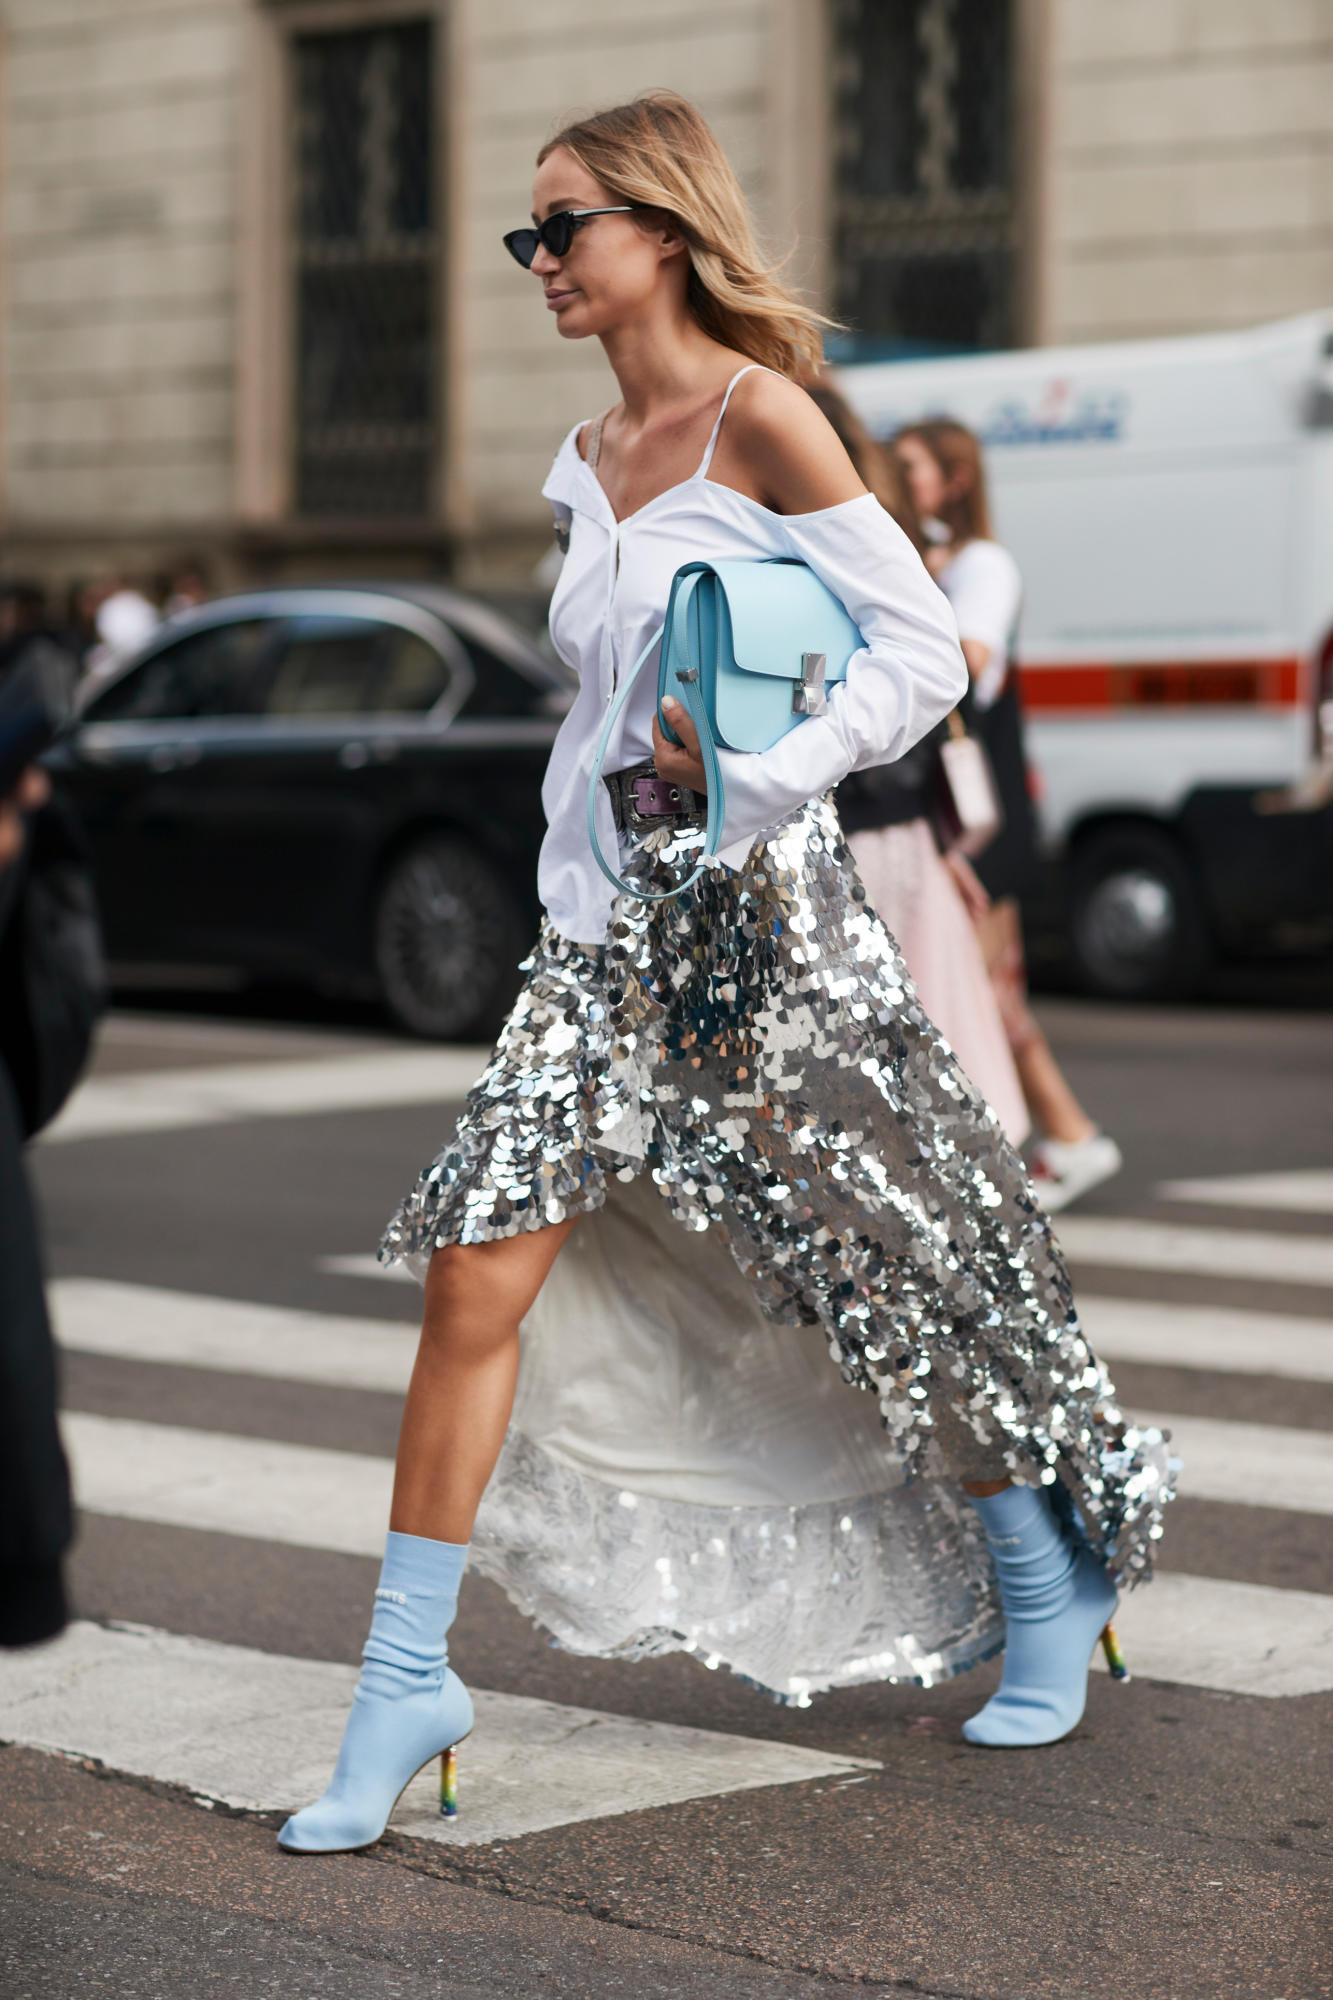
[839,312,1333,997]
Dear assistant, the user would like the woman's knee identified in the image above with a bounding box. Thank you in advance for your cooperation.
[420,1225,571,1356]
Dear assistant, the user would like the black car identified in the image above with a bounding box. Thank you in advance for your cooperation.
[51,585,572,1038]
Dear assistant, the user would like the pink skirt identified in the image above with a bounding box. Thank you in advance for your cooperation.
[848,819,1030,1147]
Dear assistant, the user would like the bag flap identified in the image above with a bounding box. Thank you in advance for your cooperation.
[709,559,863,684]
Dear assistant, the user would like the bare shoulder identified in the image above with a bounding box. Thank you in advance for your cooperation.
[720,368,866,515]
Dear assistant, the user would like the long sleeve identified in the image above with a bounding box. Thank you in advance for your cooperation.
[713,494,968,867]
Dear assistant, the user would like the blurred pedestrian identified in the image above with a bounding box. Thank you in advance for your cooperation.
[277,95,1171,1856]
[82,571,159,690]
[0,712,107,1643]
[809,377,1029,1145]
[162,555,213,621]
[0,582,81,710]
[895,420,1124,1212]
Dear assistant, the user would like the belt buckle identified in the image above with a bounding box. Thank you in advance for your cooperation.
[630,773,686,825]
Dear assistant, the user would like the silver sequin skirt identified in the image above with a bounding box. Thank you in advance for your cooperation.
[381,798,1174,1702]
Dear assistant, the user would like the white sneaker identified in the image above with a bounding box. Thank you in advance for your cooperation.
[1031,1131,1124,1214]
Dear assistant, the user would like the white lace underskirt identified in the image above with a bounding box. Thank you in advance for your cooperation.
[470,1176,1002,1702]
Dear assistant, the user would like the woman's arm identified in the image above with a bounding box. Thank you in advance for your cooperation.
[656,373,967,845]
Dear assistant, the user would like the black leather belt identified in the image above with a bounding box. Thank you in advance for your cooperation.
[603,758,705,833]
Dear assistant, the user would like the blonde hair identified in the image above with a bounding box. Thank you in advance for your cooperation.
[894,419,995,544]
[538,91,831,378]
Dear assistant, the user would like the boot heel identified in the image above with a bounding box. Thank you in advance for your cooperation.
[440,1743,460,1819]
[1099,1621,1130,1682]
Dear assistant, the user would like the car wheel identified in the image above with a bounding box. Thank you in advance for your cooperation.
[1067,825,1212,1000]
[373,833,527,1039]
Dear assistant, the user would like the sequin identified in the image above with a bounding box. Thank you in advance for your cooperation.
[381,798,1174,1697]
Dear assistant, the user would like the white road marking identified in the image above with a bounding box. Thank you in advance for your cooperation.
[40,1048,490,1145]
[1136,1411,1333,1517]
[1078,1294,1333,1385]
[52,1280,419,1395]
[1091,1574,1333,1699]
[60,1411,1333,1697]
[64,1412,393,1557]
[1156,1168,1333,1215]
[54,1278,1333,1393]
[318,1253,417,1285]
[0,1621,876,1848]
[1055,1216,1333,1290]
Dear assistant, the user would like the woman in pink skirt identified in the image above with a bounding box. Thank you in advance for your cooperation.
[809,380,1029,1147]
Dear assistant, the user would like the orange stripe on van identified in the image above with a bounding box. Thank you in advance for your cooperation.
[1016,656,1303,711]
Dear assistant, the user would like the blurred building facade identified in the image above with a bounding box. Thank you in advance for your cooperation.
[2,0,1330,593]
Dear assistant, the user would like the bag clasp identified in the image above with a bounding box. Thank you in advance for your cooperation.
[792,651,828,716]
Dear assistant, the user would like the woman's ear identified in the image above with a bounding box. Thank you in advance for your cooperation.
[643,209,689,263]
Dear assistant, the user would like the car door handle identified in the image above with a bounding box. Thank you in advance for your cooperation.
[338,742,370,769]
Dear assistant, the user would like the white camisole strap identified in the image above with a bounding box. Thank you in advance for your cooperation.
[696,363,770,477]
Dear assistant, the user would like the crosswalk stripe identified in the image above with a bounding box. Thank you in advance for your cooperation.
[52,1279,419,1395]
[1156,1168,1333,1215]
[59,1411,1333,1698]
[1055,1216,1333,1290]
[65,1411,393,1557]
[1091,1574,1333,1699]
[0,1621,877,1848]
[54,1278,1333,1392]
[1078,1294,1333,1385]
[1136,1411,1333,1516]
[40,1048,490,1145]
[318,1253,416,1285]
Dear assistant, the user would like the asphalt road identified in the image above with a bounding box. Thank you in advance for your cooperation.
[3,995,1330,2000]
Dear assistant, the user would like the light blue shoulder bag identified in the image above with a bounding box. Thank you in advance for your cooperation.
[586,557,865,902]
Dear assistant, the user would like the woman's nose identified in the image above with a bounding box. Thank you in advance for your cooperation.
[530,243,560,277]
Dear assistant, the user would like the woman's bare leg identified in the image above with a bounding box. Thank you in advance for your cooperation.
[976,898,1095,1146]
[389,1219,577,1543]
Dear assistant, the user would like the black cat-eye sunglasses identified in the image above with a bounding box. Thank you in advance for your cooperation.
[503,207,636,269]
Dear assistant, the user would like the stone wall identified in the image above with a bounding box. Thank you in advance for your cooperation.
[1049,0,1333,341]
[2,0,243,580]
[1,0,1328,590]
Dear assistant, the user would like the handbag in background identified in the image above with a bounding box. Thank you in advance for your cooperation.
[934,709,1004,858]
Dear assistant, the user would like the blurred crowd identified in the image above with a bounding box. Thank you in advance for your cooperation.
[0,558,214,700]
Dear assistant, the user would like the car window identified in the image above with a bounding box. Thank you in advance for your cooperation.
[84,620,278,721]
[454,633,542,717]
[263,616,452,715]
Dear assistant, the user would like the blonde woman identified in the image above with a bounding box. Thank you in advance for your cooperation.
[279,95,1170,1854]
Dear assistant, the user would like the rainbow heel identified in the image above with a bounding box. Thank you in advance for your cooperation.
[1099,1621,1130,1682]
[440,1743,460,1819]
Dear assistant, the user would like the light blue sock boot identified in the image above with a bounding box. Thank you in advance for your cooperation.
[278,1531,473,1852]
[963,1483,1117,1748]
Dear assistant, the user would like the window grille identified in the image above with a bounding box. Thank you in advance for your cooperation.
[831,0,1016,359]
[293,21,436,517]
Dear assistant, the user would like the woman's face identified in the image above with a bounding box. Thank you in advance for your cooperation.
[525,147,684,341]
[894,434,949,522]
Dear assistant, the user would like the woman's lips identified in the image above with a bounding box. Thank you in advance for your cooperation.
[544,288,577,310]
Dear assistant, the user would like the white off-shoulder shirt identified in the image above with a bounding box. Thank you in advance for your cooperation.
[538,366,968,944]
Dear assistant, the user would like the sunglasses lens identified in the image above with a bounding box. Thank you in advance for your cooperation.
[540,214,575,258]
[503,228,540,269]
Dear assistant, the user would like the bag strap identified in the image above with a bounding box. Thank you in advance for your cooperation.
[585,570,726,904]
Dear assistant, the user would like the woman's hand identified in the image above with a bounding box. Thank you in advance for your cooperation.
[0,766,50,872]
[653,697,708,797]
[943,846,990,921]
